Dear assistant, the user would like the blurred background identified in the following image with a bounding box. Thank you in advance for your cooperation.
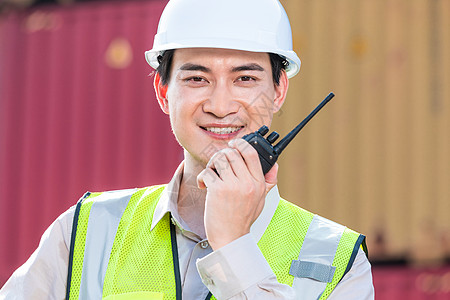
[0,0,449,298]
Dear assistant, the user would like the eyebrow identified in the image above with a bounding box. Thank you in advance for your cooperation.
[179,63,265,73]
[231,63,265,72]
[179,63,211,72]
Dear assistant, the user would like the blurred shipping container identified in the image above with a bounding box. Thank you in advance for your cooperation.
[0,0,182,284]
[373,265,450,299]
[1,0,450,297]
[277,0,450,265]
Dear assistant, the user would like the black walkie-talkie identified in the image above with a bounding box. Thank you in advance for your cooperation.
[242,92,335,175]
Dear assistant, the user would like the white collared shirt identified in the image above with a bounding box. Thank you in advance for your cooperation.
[0,162,374,299]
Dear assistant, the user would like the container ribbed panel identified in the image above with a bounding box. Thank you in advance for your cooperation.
[0,0,181,285]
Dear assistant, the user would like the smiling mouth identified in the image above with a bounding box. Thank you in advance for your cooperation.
[201,126,244,135]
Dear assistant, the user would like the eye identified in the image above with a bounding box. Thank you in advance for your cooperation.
[182,76,209,87]
[185,76,207,82]
[235,75,258,86]
[238,76,255,82]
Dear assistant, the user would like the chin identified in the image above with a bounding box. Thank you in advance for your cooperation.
[187,144,226,166]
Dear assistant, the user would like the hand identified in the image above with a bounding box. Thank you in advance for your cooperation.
[197,139,278,250]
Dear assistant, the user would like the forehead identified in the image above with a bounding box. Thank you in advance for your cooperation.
[171,48,271,68]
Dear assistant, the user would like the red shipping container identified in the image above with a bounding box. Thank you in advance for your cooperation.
[0,0,182,285]
[373,265,450,299]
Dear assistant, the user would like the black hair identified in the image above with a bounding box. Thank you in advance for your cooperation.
[156,49,288,86]
[156,50,175,86]
[269,52,289,85]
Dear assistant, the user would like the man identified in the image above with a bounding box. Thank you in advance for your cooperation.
[0,0,374,299]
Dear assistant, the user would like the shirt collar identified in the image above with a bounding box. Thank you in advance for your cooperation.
[150,161,281,243]
[151,161,186,231]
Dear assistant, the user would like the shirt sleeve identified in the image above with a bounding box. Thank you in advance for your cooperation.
[0,206,75,300]
[196,234,374,300]
[327,248,375,300]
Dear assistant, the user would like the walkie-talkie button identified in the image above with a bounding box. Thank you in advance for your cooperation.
[258,125,269,136]
[267,131,280,143]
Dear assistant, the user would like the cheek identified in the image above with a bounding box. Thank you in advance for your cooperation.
[167,86,205,111]
[244,87,276,119]
[241,83,275,102]
[166,90,199,131]
[166,88,185,117]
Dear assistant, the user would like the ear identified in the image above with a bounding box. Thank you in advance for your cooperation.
[153,72,170,115]
[272,70,289,113]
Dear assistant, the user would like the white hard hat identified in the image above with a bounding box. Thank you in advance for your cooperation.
[145,0,301,78]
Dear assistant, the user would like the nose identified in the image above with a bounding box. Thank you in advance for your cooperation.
[202,82,240,118]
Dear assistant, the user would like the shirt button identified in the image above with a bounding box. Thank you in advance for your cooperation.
[200,241,209,249]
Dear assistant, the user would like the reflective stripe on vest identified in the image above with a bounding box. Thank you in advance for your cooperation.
[80,189,136,299]
[290,215,344,299]
[67,187,365,300]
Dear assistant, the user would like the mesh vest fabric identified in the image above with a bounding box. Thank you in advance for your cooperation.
[256,199,314,287]
[68,186,364,299]
[256,200,363,300]
[101,185,176,299]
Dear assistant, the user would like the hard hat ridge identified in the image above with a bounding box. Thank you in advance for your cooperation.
[145,0,301,78]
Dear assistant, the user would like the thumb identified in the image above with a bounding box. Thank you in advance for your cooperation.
[197,168,218,190]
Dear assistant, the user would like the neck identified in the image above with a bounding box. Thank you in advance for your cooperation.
[177,153,208,239]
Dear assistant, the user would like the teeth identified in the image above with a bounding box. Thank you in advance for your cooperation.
[205,127,241,135]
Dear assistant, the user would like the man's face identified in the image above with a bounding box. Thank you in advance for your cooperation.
[155,48,288,167]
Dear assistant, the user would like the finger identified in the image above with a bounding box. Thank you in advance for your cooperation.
[197,169,207,189]
[219,147,249,178]
[197,168,219,189]
[228,139,264,180]
[264,162,278,191]
[207,149,235,179]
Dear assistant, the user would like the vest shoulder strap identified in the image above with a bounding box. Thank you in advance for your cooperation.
[265,200,366,300]
[293,214,365,299]
[291,215,341,298]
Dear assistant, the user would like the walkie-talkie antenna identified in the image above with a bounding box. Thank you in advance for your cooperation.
[273,92,335,155]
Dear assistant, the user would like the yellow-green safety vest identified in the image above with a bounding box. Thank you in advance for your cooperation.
[65,185,367,300]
